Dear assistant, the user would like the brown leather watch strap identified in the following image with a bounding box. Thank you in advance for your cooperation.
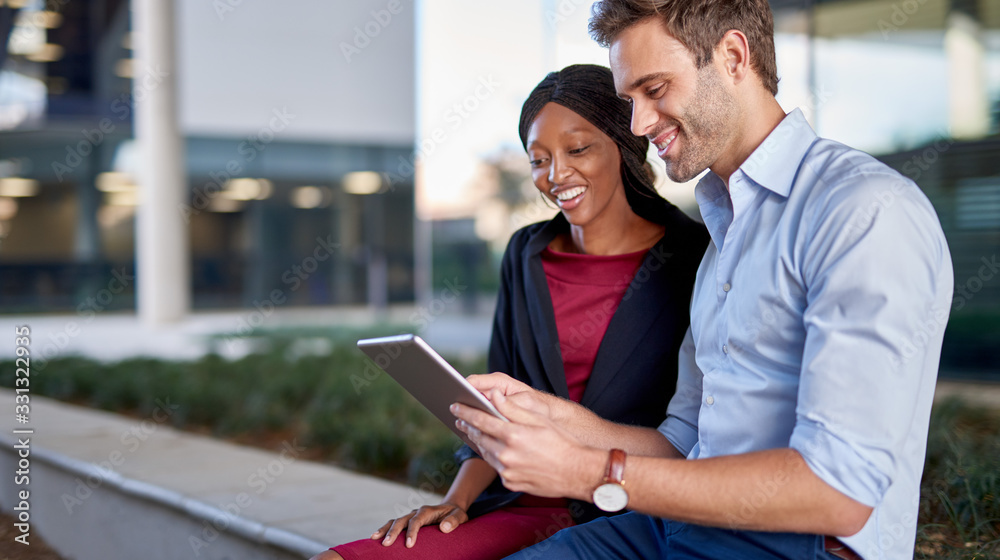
[604,449,626,484]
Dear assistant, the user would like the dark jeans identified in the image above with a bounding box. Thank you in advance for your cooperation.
[504,512,845,560]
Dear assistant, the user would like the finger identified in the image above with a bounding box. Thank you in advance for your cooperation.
[403,506,445,548]
[467,372,529,395]
[372,518,393,539]
[451,411,505,469]
[454,416,493,458]
[453,412,508,461]
[489,390,547,426]
[382,514,414,546]
[462,426,507,473]
[439,507,468,533]
[466,372,510,393]
[403,516,425,547]
[451,402,510,438]
[506,389,551,416]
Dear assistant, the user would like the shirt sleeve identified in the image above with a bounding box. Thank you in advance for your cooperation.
[659,327,703,458]
[790,170,952,507]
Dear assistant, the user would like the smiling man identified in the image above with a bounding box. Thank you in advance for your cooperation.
[452,1,954,559]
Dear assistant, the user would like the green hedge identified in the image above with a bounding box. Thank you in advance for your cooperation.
[1,335,486,485]
[918,398,1000,558]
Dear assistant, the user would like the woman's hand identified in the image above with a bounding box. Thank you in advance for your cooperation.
[371,502,469,548]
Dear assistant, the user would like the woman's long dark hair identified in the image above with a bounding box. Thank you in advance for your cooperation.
[517,64,675,225]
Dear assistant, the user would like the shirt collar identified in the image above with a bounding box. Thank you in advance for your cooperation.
[738,108,818,198]
[692,109,818,249]
[693,172,732,252]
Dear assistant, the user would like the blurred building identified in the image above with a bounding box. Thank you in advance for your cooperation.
[0,0,416,313]
[0,0,998,375]
[765,0,1000,374]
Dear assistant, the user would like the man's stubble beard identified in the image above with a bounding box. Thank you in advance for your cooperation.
[662,66,738,184]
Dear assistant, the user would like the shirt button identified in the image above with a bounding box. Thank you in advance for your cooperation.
[722,344,729,354]
[723,283,731,292]
[706,395,715,405]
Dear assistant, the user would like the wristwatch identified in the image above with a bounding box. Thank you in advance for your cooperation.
[592,448,629,512]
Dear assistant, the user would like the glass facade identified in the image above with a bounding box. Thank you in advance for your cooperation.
[0,0,416,313]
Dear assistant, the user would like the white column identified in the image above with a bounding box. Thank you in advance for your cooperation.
[413,0,432,311]
[133,0,189,324]
[946,11,989,140]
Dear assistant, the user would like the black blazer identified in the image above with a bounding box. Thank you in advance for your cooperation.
[458,206,710,522]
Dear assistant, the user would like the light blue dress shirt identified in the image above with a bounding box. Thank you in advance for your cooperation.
[658,109,953,560]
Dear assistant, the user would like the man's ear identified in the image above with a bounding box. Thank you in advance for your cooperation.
[717,29,751,85]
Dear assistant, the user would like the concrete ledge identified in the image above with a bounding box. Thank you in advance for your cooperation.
[0,450,314,559]
[0,441,324,557]
[934,379,1000,409]
[0,390,442,560]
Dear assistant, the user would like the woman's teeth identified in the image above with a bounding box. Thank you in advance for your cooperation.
[556,187,586,201]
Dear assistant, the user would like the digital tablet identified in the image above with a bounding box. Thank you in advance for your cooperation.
[356,334,508,448]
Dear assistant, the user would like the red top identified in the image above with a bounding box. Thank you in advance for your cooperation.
[540,246,648,402]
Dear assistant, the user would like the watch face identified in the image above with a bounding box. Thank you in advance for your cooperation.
[593,483,628,512]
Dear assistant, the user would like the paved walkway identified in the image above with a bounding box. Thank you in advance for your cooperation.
[0,389,441,558]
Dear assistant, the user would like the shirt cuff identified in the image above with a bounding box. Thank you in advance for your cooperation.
[454,444,480,465]
[789,419,890,508]
[658,415,698,458]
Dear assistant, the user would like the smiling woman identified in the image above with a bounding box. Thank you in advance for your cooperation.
[310,64,709,560]
[525,102,630,237]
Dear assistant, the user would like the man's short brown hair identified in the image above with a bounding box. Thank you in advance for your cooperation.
[589,0,779,96]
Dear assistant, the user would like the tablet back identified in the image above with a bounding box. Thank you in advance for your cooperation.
[356,334,506,448]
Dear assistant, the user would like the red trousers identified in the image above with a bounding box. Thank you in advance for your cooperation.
[333,496,574,560]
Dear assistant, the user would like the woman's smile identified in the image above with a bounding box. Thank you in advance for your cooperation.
[552,186,588,209]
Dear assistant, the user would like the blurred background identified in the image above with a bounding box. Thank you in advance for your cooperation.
[0,0,997,376]
[0,1,997,559]
[0,0,998,377]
